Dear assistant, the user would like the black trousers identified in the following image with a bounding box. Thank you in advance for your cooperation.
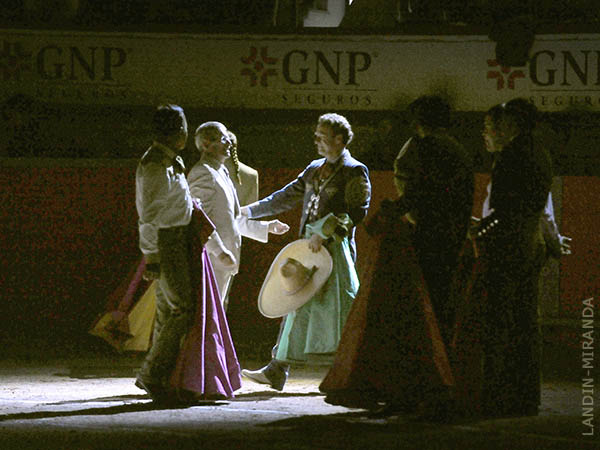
[480,246,544,415]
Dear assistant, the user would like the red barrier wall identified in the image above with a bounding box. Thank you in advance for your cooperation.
[0,163,597,357]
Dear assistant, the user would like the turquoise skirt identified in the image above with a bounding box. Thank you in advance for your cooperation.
[275,214,359,363]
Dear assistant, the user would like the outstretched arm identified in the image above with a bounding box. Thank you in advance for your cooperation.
[245,168,309,219]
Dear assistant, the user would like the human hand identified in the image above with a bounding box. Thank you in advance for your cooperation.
[143,263,160,281]
[404,212,417,225]
[308,233,324,253]
[240,206,250,217]
[559,235,572,255]
[268,220,290,235]
[469,216,481,237]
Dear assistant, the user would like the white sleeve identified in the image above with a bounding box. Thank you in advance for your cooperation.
[204,229,227,256]
[188,165,219,219]
[138,162,168,257]
[238,215,270,243]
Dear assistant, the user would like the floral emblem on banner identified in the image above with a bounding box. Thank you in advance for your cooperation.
[487,59,525,90]
[241,47,278,87]
[0,41,32,81]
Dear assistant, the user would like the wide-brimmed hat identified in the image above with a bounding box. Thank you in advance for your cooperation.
[258,239,333,318]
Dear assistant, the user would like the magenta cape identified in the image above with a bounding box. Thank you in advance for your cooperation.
[169,245,242,398]
[90,202,241,399]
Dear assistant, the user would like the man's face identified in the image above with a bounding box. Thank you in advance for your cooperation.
[482,115,501,153]
[409,117,426,138]
[199,126,231,162]
[314,123,342,160]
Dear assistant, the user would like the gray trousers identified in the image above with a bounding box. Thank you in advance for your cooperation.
[139,226,195,384]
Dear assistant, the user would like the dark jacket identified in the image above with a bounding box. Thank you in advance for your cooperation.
[397,133,475,266]
[248,149,371,261]
[482,133,553,262]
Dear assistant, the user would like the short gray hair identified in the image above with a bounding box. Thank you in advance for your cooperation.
[195,121,228,151]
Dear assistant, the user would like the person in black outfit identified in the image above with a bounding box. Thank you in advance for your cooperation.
[392,95,475,348]
[476,98,553,417]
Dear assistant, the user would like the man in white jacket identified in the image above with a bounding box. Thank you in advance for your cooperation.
[188,121,289,310]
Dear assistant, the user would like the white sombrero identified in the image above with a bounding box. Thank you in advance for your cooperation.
[258,239,333,318]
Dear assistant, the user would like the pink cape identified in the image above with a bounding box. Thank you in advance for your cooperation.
[90,202,241,399]
[169,246,242,398]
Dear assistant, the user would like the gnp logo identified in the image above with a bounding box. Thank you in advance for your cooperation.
[486,59,525,90]
[1,41,126,82]
[241,46,372,87]
[487,49,600,90]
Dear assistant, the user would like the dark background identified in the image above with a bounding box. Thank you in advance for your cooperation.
[0,1,598,381]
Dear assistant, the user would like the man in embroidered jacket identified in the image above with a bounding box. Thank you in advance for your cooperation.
[240,113,371,390]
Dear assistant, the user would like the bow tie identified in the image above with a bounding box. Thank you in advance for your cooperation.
[172,155,185,173]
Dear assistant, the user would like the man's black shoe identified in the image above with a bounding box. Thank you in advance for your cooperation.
[135,378,172,404]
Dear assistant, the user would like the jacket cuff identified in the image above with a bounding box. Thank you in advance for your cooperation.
[144,252,160,264]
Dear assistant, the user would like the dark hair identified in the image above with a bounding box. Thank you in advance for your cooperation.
[486,98,537,133]
[485,103,505,126]
[151,104,185,138]
[503,97,538,132]
[408,95,451,129]
[318,113,354,145]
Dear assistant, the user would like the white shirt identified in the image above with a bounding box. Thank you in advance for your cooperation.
[135,142,193,257]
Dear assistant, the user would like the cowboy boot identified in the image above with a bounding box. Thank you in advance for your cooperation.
[242,360,289,391]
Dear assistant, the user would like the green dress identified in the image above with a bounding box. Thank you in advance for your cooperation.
[275,213,359,364]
